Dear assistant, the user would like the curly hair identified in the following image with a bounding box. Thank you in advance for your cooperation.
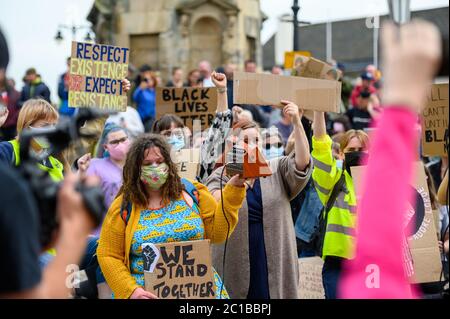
[118,134,183,207]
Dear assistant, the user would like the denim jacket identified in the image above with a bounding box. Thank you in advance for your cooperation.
[294,180,323,242]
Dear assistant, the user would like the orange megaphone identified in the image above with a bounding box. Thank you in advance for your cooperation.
[225,143,272,178]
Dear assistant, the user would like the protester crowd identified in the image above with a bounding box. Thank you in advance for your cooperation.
[0,19,448,300]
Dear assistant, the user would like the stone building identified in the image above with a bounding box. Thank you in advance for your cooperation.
[88,0,266,82]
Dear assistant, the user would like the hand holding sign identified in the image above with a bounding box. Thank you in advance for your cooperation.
[381,20,441,113]
[130,287,158,299]
[122,78,131,92]
[228,174,247,188]
[281,100,303,127]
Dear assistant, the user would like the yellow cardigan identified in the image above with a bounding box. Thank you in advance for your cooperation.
[97,181,245,299]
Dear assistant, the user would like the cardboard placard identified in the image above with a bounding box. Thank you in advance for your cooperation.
[233,71,341,112]
[421,83,449,156]
[156,87,217,130]
[284,51,311,69]
[293,55,342,81]
[144,240,215,299]
[298,257,325,299]
[351,162,442,283]
[68,41,129,111]
[172,148,200,180]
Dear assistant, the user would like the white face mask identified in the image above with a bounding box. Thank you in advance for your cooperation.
[336,159,343,170]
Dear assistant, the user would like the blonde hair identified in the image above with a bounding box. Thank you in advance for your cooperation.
[339,129,369,151]
[16,99,59,134]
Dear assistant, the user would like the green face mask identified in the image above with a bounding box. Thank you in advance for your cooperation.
[140,163,169,190]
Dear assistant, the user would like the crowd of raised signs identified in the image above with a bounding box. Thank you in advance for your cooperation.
[0,20,448,300]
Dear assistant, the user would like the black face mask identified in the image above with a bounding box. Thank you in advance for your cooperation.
[344,151,368,175]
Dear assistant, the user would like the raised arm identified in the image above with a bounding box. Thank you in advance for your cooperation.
[313,111,327,140]
[339,20,441,299]
[199,72,232,182]
[194,178,245,243]
[280,100,310,171]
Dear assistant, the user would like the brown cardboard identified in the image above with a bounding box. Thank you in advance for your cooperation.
[295,56,342,81]
[298,257,325,299]
[351,162,442,284]
[156,87,217,130]
[233,71,341,112]
[144,240,215,299]
[69,41,129,111]
[432,209,440,238]
[284,51,311,69]
[421,83,449,156]
[171,149,200,180]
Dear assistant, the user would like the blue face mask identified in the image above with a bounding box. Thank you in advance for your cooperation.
[263,146,284,160]
[336,159,343,170]
[167,135,185,151]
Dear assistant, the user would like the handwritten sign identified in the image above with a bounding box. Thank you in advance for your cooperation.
[298,257,325,299]
[172,148,200,180]
[421,83,449,156]
[351,162,442,283]
[156,87,217,130]
[144,240,215,299]
[68,41,129,111]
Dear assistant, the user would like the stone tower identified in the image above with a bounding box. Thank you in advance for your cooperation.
[88,0,266,82]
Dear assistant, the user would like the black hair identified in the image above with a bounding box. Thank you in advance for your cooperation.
[0,29,8,70]
[139,64,152,73]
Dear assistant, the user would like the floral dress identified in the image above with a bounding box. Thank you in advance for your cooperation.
[129,194,229,299]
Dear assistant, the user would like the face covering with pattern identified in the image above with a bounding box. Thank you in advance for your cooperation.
[140,163,169,190]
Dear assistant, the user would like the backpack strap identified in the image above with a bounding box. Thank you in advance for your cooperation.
[324,170,347,216]
[181,178,199,207]
[314,170,347,257]
[120,200,132,225]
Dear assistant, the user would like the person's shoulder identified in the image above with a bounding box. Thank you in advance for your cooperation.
[345,108,355,115]
[0,141,13,162]
[0,163,27,193]
[89,157,107,168]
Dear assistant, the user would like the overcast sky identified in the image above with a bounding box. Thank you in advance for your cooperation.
[0,0,448,103]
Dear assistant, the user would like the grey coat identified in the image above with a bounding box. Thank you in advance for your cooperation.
[206,153,312,299]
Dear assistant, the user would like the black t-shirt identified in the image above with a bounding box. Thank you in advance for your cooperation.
[0,164,41,294]
[345,108,372,131]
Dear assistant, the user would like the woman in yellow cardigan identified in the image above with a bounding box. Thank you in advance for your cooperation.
[97,134,246,299]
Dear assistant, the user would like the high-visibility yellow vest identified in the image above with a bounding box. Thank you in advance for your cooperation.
[9,139,64,182]
[311,135,357,260]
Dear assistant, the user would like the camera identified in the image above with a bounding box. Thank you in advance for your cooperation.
[18,108,113,249]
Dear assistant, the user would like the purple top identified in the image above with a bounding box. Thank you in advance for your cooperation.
[86,157,123,218]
